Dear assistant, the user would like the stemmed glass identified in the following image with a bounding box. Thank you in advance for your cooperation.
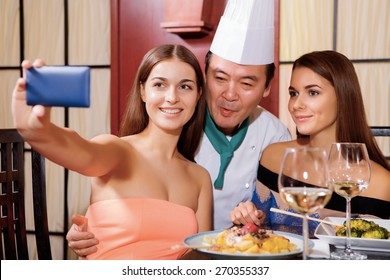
[328,143,371,260]
[278,147,332,260]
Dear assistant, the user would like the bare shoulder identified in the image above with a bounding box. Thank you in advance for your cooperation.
[367,161,390,201]
[91,133,121,144]
[88,134,139,164]
[190,161,211,181]
[186,161,212,190]
[262,141,292,157]
[370,161,390,182]
[260,140,297,171]
[91,134,135,148]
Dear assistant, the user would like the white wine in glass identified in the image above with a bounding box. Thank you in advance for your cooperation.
[328,143,371,260]
[278,147,332,260]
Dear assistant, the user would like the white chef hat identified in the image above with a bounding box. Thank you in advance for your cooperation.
[210,0,274,65]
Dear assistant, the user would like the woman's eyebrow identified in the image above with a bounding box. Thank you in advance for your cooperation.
[289,84,322,90]
[304,84,322,89]
[180,78,195,84]
[150,77,195,84]
[150,76,167,81]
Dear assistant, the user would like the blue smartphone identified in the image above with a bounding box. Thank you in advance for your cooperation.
[26,66,90,107]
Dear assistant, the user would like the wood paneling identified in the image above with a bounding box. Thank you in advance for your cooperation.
[264,0,280,117]
[160,0,212,36]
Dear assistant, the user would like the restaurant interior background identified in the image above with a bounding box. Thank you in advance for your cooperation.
[0,0,389,259]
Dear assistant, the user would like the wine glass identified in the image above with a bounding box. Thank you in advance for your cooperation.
[278,147,332,260]
[328,143,371,260]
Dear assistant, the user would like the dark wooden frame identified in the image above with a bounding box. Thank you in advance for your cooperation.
[0,129,51,260]
[371,126,390,160]
[371,126,390,137]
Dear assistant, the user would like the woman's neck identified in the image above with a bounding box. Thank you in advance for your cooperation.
[308,132,336,153]
[138,125,182,160]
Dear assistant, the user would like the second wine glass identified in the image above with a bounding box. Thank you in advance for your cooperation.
[278,147,332,260]
[328,143,371,260]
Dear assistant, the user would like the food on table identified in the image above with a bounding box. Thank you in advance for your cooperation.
[240,221,260,235]
[335,218,390,239]
[203,222,297,254]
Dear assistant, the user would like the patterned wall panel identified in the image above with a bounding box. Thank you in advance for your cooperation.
[0,70,20,128]
[280,0,334,61]
[337,0,390,59]
[23,0,65,65]
[68,0,111,65]
[0,0,20,66]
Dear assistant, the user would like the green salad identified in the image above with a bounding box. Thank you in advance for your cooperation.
[335,218,389,239]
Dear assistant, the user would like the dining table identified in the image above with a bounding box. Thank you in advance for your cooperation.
[269,224,390,260]
[328,245,390,260]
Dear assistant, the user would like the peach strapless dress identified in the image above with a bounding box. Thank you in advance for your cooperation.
[85,198,198,260]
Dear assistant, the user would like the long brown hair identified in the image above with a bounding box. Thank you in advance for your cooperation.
[119,44,206,161]
[293,50,389,170]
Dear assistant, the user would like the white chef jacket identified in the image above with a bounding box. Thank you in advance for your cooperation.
[195,106,291,230]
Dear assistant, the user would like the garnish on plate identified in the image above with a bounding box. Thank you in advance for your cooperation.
[203,222,297,254]
[335,218,390,239]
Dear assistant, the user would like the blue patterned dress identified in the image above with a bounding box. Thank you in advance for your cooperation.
[254,163,321,236]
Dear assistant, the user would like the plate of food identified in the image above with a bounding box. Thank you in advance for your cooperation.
[183,223,310,259]
[314,217,390,252]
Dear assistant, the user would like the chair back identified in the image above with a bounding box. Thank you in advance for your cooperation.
[371,126,390,160]
[371,126,390,137]
[0,128,52,259]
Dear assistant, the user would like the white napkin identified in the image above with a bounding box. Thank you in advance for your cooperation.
[308,239,330,259]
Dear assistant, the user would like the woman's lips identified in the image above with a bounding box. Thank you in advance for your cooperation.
[294,115,312,122]
[160,108,182,114]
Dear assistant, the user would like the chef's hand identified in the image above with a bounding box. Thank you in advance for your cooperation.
[230,200,265,226]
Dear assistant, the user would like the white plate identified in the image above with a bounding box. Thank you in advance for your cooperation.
[184,230,310,259]
[314,217,390,252]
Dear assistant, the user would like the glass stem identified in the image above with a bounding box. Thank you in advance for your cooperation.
[302,214,309,260]
[345,197,352,254]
